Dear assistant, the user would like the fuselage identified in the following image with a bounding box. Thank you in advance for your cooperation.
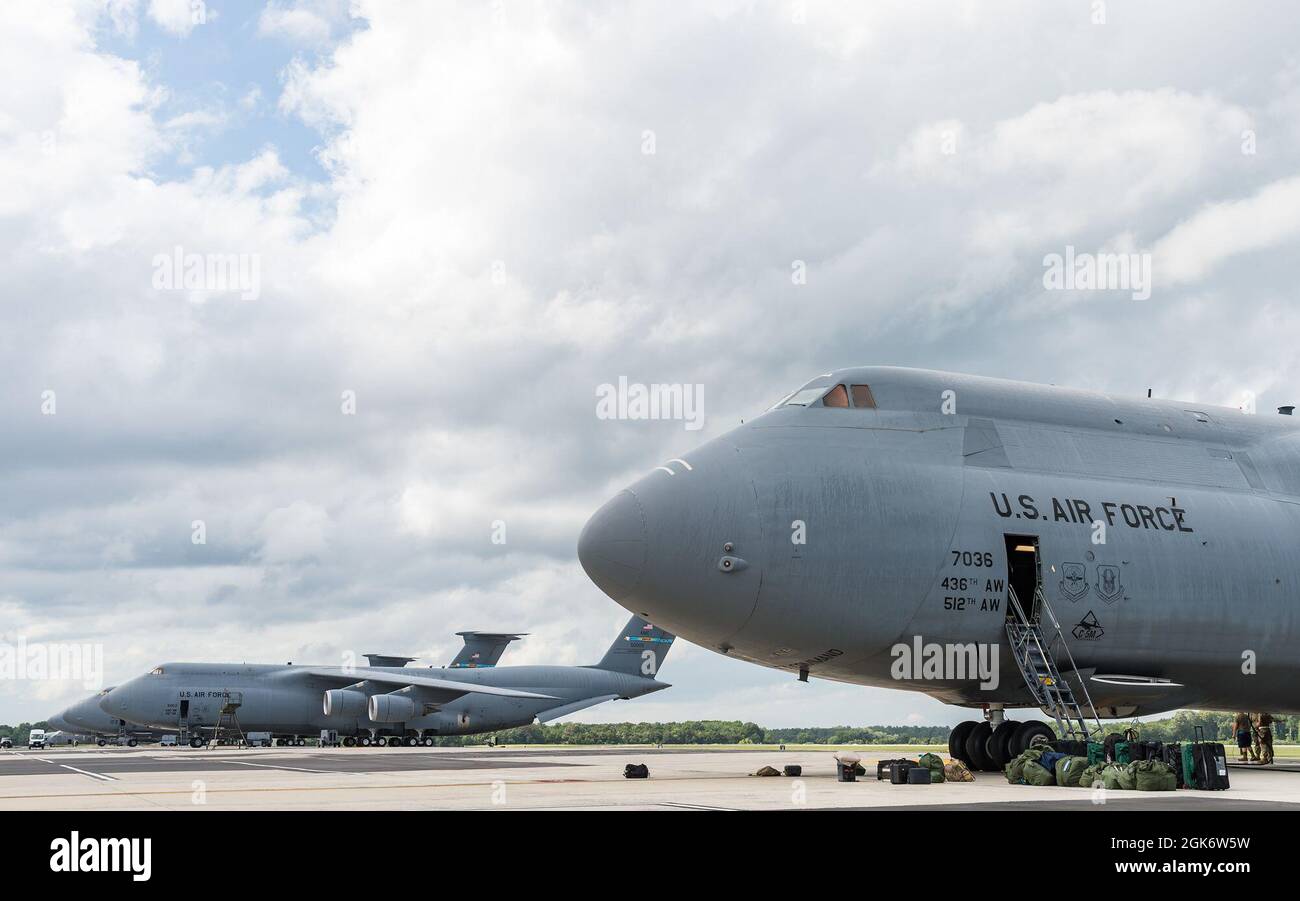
[102,662,666,737]
[578,366,1300,717]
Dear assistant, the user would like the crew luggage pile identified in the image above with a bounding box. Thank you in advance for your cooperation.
[874,751,968,786]
[1001,727,1229,792]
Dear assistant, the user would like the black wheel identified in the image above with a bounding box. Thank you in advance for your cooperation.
[949,720,978,764]
[97,738,107,747]
[359,736,372,747]
[374,736,387,747]
[343,736,356,747]
[405,736,417,747]
[964,721,995,771]
[1009,721,1056,757]
[296,738,306,747]
[127,738,137,747]
[422,736,434,747]
[987,720,1020,768]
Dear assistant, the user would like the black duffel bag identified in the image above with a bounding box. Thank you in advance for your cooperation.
[623,763,649,779]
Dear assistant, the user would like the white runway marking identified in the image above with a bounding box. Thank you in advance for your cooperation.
[221,759,365,777]
[58,764,117,782]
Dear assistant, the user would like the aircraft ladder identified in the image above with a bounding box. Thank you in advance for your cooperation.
[1006,585,1102,740]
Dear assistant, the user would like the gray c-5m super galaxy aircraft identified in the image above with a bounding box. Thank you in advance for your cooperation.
[100,616,673,747]
[52,688,165,746]
[578,366,1300,771]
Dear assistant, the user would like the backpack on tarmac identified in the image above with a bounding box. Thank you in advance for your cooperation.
[918,752,945,783]
[1022,759,1056,786]
[1133,759,1177,791]
[1054,755,1091,787]
[623,763,649,779]
[945,761,975,782]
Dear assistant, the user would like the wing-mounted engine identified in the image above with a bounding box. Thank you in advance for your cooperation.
[323,682,372,717]
[368,686,443,723]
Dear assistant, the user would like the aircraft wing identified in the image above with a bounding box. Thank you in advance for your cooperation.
[297,667,558,700]
[533,694,619,723]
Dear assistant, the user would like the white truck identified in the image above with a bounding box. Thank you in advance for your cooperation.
[28,729,47,750]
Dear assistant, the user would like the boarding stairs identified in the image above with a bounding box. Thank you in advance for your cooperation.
[1006,585,1102,741]
[209,691,246,747]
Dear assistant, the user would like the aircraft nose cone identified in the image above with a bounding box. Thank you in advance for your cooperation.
[577,490,646,602]
[580,438,763,647]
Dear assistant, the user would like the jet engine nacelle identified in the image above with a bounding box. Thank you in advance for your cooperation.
[323,689,368,718]
[368,693,416,723]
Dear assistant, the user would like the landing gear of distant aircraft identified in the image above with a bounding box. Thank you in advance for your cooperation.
[963,721,996,771]
[949,720,978,765]
[374,736,387,747]
[189,737,205,749]
[421,736,434,747]
[127,738,138,747]
[359,736,372,747]
[1008,721,1055,757]
[295,737,306,746]
[986,719,1020,769]
[405,736,418,747]
[97,738,107,747]
[343,736,356,747]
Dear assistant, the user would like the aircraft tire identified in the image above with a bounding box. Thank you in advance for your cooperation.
[986,719,1019,768]
[948,720,978,764]
[964,721,996,771]
[405,736,417,747]
[422,737,434,747]
[127,738,138,747]
[359,736,372,747]
[1009,721,1055,757]
[296,738,306,746]
[343,736,356,747]
[374,736,387,747]
[97,738,107,747]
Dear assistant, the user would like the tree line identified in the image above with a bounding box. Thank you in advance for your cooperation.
[4,711,1293,746]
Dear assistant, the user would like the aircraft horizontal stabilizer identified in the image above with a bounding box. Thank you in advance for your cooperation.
[533,694,619,724]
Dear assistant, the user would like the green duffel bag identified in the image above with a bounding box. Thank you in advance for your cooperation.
[1079,764,1106,789]
[1055,755,1090,787]
[1087,742,1106,766]
[1005,755,1027,784]
[919,752,945,783]
[1134,759,1177,792]
[1114,741,1133,764]
[1100,763,1131,790]
[1023,760,1056,786]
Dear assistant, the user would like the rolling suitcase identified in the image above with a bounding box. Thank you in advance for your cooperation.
[783,765,802,777]
[906,767,931,784]
[878,758,919,781]
[890,761,916,784]
[1161,742,1184,788]
[1186,726,1229,790]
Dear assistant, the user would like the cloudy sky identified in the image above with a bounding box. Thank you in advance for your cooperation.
[3,0,1299,726]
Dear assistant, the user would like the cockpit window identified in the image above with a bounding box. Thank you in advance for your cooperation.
[149,666,164,675]
[822,384,849,408]
[851,384,876,408]
[782,387,831,407]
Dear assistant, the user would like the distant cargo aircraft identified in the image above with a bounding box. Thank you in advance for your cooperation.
[100,617,674,747]
[578,366,1299,770]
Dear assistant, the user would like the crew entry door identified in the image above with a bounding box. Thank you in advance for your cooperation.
[1004,535,1042,625]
